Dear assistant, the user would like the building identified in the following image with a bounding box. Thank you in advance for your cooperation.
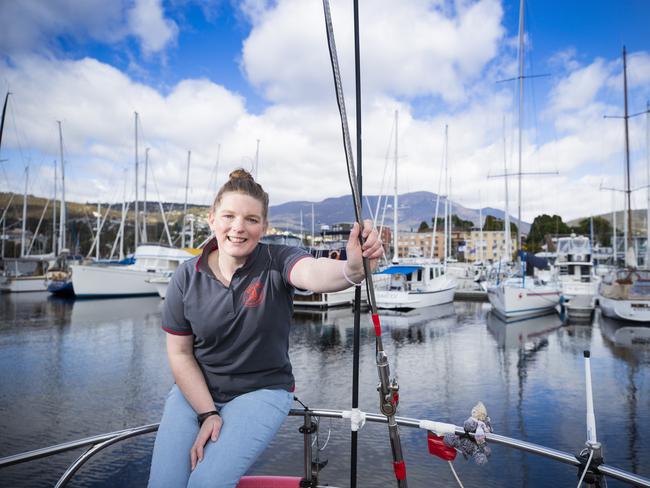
[461,229,517,263]
[394,229,516,262]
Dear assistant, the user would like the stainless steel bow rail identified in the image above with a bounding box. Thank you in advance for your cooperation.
[1,408,649,488]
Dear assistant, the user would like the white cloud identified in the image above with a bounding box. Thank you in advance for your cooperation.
[0,0,124,54]
[0,0,177,58]
[127,0,179,55]
[2,1,650,228]
[241,0,505,104]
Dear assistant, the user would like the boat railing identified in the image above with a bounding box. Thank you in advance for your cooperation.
[1,408,649,488]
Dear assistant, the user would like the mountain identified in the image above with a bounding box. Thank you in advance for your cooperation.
[268,191,530,234]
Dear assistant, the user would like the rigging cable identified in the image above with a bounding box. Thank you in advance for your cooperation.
[321,1,407,486]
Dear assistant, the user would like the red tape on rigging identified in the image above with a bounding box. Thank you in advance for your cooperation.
[371,313,381,336]
[392,460,406,480]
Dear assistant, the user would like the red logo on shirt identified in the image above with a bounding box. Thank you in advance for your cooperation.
[243,279,265,308]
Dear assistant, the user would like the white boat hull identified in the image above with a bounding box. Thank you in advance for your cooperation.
[147,276,171,299]
[488,281,560,320]
[0,275,48,293]
[375,279,456,309]
[599,295,650,322]
[294,287,357,308]
[71,265,159,297]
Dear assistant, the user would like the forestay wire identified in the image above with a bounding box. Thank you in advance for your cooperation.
[321,1,408,486]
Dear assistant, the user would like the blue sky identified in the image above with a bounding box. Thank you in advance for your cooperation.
[1,0,650,222]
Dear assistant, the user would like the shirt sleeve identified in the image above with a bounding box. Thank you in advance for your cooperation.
[274,245,312,288]
[161,265,193,336]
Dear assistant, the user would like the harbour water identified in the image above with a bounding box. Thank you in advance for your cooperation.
[0,293,648,487]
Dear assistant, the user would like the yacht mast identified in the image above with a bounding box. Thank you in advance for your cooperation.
[21,166,28,257]
[134,112,139,250]
[646,101,650,267]
[392,110,399,263]
[503,116,512,260]
[52,159,57,255]
[143,147,149,243]
[516,0,525,251]
[182,150,191,248]
[57,121,66,252]
[623,46,633,257]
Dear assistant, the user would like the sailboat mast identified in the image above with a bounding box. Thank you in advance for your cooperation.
[516,0,525,251]
[623,46,633,255]
[143,147,149,243]
[182,150,191,248]
[52,159,57,255]
[57,121,66,252]
[392,110,399,262]
[0,92,9,152]
[134,112,139,250]
[503,116,512,260]
[646,101,650,267]
[21,166,28,257]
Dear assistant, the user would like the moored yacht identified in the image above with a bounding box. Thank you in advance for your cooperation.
[0,256,50,293]
[70,245,194,297]
[487,252,561,320]
[373,259,456,310]
[555,235,600,322]
[598,267,650,322]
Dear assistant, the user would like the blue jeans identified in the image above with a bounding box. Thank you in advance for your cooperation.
[148,385,294,488]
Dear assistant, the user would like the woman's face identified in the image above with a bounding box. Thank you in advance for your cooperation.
[209,192,267,261]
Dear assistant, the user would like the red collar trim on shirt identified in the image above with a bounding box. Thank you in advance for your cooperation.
[196,237,219,272]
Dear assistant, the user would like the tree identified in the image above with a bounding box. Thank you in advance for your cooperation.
[526,214,571,252]
[417,221,430,233]
[482,215,518,234]
[571,217,612,246]
[452,215,474,230]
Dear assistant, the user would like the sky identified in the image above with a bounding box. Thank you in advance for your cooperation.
[1,0,650,223]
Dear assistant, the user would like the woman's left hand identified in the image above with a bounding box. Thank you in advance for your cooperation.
[346,220,384,275]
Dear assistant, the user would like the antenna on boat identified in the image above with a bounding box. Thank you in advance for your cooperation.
[322,1,407,486]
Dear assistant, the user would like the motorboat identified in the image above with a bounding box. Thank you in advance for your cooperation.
[554,235,600,322]
[373,259,456,310]
[0,256,50,293]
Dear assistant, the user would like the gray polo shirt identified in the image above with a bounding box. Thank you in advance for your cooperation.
[162,238,311,403]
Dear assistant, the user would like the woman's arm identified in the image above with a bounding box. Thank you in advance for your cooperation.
[167,334,222,470]
[290,220,384,292]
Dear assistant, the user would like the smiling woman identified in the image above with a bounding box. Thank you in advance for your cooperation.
[148,168,383,488]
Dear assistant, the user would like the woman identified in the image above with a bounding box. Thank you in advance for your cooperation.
[148,169,383,488]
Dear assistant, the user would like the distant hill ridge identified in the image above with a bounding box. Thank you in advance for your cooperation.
[1,191,532,233]
[268,191,531,233]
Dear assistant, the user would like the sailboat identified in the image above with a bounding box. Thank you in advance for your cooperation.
[374,112,456,310]
[486,0,560,319]
[597,47,650,323]
[0,94,54,293]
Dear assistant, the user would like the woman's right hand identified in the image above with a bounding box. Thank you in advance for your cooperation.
[190,415,223,470]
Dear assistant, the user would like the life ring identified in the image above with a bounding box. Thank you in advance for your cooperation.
[329,250,340,260]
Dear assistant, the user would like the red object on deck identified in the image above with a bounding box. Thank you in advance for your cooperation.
[393,460,406,480]
[237,476,302,487]
[427,431,457,461]
[371,313,382,336]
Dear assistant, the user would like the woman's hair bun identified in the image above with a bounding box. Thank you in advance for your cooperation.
[229,168,254,181]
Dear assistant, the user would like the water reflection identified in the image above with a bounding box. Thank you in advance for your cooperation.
[486,311,563,349]
[1,296,649,487]
[599,313,650,475]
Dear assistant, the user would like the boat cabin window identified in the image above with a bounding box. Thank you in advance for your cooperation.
[416,269,423,282]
